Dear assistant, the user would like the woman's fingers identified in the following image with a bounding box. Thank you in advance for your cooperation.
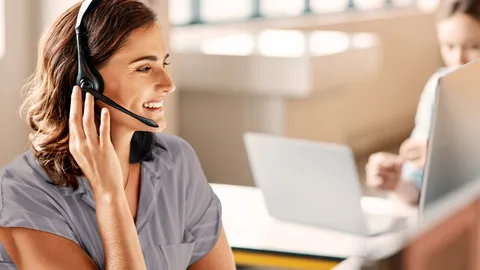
[400,139,427,162]
[377,171,399,191]
[69,86,86,141]
[99,108,111,147]
[83,92,99,144]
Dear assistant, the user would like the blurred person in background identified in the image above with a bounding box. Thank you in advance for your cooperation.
[366,0,480,205]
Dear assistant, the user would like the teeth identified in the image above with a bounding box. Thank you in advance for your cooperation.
[143,101,163,108]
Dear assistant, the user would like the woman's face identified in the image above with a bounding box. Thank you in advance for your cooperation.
[437,13,480,69]
[98,22,175,133]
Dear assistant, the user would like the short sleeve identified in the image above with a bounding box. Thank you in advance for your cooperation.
[0,169,79,246]
[182,143,222,266]
[402,68,450,188]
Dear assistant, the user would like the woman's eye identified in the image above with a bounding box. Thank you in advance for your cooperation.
[163,62,170,69]
[137,66,151,73]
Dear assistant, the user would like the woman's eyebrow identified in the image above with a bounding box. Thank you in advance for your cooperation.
[129,55,158,64]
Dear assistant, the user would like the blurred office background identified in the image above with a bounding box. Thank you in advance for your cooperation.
[0,0,442,183]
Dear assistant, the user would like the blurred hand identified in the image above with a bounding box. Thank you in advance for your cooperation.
[365,152,403,191]
[399,139,427,169]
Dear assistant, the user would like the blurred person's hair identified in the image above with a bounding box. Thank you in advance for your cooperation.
[19,0,157,189]
[436,0,480,22]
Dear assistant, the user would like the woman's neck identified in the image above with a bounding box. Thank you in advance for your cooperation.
[109,125,135,187]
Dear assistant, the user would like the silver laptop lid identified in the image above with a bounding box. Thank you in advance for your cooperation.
[420,59,480,215]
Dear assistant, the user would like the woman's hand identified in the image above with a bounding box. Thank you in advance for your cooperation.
[68,86,124,196]
[399,139,428,169]
[365,152,403,191]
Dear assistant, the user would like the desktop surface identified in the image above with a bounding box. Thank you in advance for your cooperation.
[211,183,417,269]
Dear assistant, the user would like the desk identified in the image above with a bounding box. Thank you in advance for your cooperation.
[211,183,416,269]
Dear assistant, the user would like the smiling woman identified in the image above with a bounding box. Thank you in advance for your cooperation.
[0,0,235,269]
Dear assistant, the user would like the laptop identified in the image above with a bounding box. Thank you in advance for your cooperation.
[243,132,410,236]
[419,59,480,216]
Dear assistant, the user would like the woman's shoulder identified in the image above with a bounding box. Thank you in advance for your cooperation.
[426,67,451,85]
[433,66,451,77]
[0,150,59,197]
[153,133,197,161]
[418,67,451,99]
[150,133,205,181]
[0,151,79,247]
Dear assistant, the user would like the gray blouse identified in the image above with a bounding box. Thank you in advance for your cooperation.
[0,133,222,269]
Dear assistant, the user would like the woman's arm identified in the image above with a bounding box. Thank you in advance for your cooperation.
[94,190,146,270]
[0,191,144,270]
[0,90,146,270]
[0,227,98,270]
[67,88,145,270]
[393,180,421,205]
[188,227,235,270]
[399,70,447,196]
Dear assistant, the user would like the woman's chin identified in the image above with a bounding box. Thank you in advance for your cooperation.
[109,114,167,134]
[136,119,167,133]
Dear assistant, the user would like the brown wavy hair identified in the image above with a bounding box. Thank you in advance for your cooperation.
[19,0,157,189]
[436,0,480,22]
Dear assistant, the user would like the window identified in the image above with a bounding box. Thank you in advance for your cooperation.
[258,30,306,57]
[392,0,416,7]
[353,0,386,10]
[310,0,349,13]
[169,0,191,25]
[169,0,419,26]
[417,0,439,11]
[201,0,252,22]
[260,0,305,18]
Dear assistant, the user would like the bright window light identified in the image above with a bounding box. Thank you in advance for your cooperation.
[200,33,255,56]
[350,32,377,50]
[310,0,349,13]
[260,0,305,17]
[169,0,191,25]
[391,0,415,7]
[309,31,350,56]
[417,0,440,12]
[258,30,306,57]
[353,0,385,10]
[201,0,252,22]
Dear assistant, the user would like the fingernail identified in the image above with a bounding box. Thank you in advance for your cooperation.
[72,86,78,94]
[102,108,108,115]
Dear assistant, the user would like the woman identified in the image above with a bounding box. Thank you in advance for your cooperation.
[365,0,480,204]
[0,0,235,269]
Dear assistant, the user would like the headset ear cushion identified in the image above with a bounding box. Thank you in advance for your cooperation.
[76,49,104,94]
[91,66,104,94]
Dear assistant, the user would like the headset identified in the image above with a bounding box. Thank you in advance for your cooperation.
[75,0,159,128]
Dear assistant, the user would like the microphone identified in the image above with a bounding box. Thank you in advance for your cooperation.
[74,0,159,128]
[80,81,159,128]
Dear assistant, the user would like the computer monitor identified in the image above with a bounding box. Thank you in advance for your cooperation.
[419,59,480,214]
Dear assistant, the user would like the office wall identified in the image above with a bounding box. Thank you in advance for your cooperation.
[176,10,443,186]
[0,0,38,167]
[0,0,82,168]
[286,12,443,157]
